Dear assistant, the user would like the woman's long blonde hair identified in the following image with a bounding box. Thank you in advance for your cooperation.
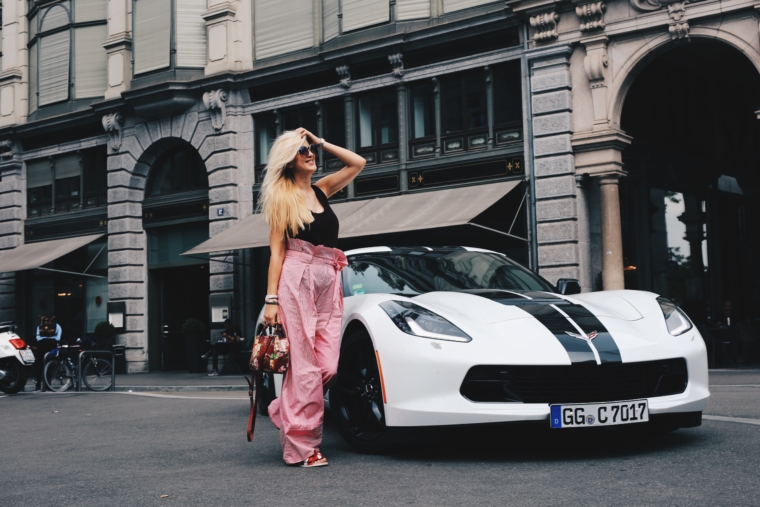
[258,130,314,238]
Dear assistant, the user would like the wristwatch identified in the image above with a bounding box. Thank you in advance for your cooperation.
[318,138,326,150]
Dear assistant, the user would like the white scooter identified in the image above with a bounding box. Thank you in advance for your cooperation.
[0,322,35,394]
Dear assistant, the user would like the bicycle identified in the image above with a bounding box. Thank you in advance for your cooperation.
[44,340,113,392]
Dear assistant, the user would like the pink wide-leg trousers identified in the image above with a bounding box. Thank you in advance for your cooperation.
[268,238,347,464]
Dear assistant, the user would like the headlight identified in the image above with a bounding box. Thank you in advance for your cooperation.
[657,297,693,336]
[379,300,472,343]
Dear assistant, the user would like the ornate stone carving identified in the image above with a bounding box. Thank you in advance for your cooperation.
[0,140,13,161]
[530,12,560,42]
[630,0,664,11]
[336,65,351,89]
[389,53,404,77]
[576,2,606,32]
[667,2,689,40]
[101,113,124,152]
[203,89,228,132]
[584,53,609,84]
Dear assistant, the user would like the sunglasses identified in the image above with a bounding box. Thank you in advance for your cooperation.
[297,144,319,157]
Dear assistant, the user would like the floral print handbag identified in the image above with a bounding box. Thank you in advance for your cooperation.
[249,323,290,374]
[246,324,289,442]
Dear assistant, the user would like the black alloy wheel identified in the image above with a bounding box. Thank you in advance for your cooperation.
[329,329,390,453]
[0,358,29,394]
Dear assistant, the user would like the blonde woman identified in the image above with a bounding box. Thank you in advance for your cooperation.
[259,127,365,467]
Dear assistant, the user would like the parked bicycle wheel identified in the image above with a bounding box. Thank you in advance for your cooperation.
[44,359,74,392]
[82,358,113,391]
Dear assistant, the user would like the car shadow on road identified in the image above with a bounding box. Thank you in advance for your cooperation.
[322,415,705,464]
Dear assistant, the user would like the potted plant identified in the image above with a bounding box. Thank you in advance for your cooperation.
[182,318,208,373]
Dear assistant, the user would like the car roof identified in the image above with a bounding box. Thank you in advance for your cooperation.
[344,246,504,257]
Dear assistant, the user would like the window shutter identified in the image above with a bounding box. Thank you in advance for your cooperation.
[74,0,108,22]
[396,0,430,20]
[323,0,339,42]
[254,0,314,60]
[27,159,53,188]
[39,31,71,106]
[74,25,108,98]
[443,0,497,14]
[55,153,81,179]
[134,0,171,75]
[29,44,39,113]
[176,0,208,68]
[342,0,389,32]
[41,4,70,32]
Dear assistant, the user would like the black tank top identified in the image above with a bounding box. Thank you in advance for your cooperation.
[292,185,339,248]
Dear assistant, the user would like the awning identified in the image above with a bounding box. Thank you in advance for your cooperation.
[0,233,105,274]
[182,200,373,256]
[182,180,522,256]
[338,180,521,238]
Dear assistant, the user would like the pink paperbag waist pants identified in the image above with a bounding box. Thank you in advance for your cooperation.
[268,238,348,464]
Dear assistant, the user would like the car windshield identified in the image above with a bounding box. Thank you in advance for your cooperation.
[342,249,555,296]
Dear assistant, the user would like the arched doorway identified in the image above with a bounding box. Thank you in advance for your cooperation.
[143,141,211,371]
[619,40,760,362]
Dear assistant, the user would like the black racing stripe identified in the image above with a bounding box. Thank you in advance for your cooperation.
[519,304,597,365]
[521,291,562,300]
[562,305,622,363]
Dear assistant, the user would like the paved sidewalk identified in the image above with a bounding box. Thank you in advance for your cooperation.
[25,370,249,392]
[24,367,759,393]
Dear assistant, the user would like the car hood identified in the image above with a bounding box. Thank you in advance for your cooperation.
[413,289,643,325]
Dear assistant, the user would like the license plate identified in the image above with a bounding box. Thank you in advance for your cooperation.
[19,349,35,364]
[550,400,649,428]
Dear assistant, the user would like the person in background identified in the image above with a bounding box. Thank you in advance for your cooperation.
[201,319,243,376]
[33,316,62,391]
[715,300,740,328]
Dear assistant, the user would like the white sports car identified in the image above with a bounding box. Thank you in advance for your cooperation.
[261,246,709,452]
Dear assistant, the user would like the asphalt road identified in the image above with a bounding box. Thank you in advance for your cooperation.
[2,371,758,507]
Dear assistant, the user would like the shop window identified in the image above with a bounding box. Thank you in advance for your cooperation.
[146,145,208,197]
[26,146,107,218]
[356,88,399,166]
[440,71,488,153]
[82,147,108,208]
[492,61,523,145]
[281,105,318,134]
[409,82,436,159]
[255,112,277,182]
[28,0,108,113]
[323,99,346,171]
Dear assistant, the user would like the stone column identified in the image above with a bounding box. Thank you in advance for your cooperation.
[598,174,624,290]
[0,158,24,322]
[203,0,254,76]
[575,174,593,292]
[0,0,29,127]
[572,130,631,290]
[528,45,580,286]
[103,0,132,100]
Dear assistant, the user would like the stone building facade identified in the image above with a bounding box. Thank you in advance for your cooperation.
[0,0,757,372]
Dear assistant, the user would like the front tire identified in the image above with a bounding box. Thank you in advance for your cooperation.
[0,358,29,394]
[44,359,74,392]
[329,330,390,453]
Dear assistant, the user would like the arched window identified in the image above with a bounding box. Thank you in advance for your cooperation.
[146,145,208,197]
[28,0,109,112]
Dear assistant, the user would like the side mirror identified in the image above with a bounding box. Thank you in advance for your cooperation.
[557,278,581,295]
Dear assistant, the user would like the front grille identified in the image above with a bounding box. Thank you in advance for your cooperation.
[460,358,688,404]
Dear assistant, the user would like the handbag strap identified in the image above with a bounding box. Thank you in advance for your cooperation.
[245,372,262,442]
